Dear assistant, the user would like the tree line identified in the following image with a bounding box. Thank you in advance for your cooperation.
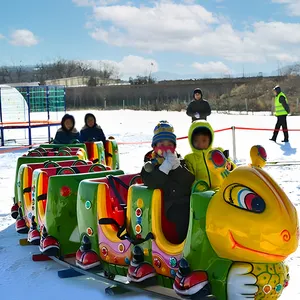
[1,58,300,86]
[0,59,120,85]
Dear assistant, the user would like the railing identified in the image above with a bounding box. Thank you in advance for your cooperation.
[1,127,299,166]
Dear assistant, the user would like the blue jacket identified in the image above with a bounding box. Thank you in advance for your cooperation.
[80,125,106,144]
[53,128,80,144]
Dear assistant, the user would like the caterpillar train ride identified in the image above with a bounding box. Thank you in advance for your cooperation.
[8,138,299,300]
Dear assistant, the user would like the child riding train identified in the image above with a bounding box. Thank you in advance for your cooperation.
[128,120,236,283]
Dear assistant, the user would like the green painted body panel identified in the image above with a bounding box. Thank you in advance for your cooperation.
[95,142,106,165]
[127,185,153,264]
[108,139,120,170]
[14,156,77,203]
[183,191,231,299]
[44,170,123,256]
[76,172,124,255]
[40,143,87,153]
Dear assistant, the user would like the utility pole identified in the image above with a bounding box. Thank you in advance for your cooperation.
[149,62,153,82]
[277,60,281,76]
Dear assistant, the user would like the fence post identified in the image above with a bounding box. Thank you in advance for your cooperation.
[231,126,237,162]
[139,97,141,109]
[123,99,125,110]
[245,98,248,114]
[297,98,299,114]
[104,99,106,109]
[26,87,32,146]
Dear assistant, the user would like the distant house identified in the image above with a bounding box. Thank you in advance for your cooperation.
[7,82,41,87]
[45,76,119,87]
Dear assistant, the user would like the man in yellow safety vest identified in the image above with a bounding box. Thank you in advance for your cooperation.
[269,85,290,143]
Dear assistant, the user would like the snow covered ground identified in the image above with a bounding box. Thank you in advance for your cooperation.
[0,110,299,299]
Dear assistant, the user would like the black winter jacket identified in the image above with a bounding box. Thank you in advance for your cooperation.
[141,153,195,213]
[80,125,106,144]
[53,128,80,144]
[186,99,211,122]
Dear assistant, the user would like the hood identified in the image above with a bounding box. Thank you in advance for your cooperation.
[188,120,214,154]
[84,113,97,127]
[193,88,203,100]
[61,114,75,132]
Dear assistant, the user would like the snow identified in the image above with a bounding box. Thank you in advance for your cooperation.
[0,110,299,299]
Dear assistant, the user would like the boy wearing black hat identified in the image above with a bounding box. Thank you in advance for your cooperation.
[186,88,211,122]
[141,121,195,243]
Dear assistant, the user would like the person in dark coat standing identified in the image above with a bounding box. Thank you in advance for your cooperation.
[186,88,211,122]
[53,114,80,144]
[141,120,195,243]
[270,85,290,143]
[80,113,106,144]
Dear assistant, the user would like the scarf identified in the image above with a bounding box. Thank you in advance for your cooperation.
[150,151,165,167]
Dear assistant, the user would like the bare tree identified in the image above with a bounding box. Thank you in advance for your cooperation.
[0,58,120,85]
[0,66,13,84]
[283,63,300,76]
[15,61,25,82]
[77,61,91,76]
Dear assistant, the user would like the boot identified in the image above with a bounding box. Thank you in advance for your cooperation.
[75,235,100,270]
[283,129,289,143]
[27,216,40,245]
[270,131,278,142]
[11,202,19,219]
[127,246,156,283]
[39,226,59,256]
[15,207,29,234]
[173,258,210,297]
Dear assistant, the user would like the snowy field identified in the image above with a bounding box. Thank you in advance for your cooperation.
[0,110,299,299]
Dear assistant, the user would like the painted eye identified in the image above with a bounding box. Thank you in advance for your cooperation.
[238,189,265,213]
[223,184,266,214]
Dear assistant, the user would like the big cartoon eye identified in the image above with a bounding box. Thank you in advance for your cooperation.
[238,189,265,213]
[224,184,266,213]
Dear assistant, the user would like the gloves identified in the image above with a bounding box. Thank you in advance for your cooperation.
[166,150,180,170]
[159,158,172,174]
[194,112,200,119]
[159,150,180,174]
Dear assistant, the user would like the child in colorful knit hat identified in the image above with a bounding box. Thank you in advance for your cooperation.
[141,121,195,243]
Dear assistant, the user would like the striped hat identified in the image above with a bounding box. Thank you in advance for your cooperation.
[151,121,177,147]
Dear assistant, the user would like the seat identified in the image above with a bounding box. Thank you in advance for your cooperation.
[160,194,180,244]
[97,174,142,239]
[151,189,185,255]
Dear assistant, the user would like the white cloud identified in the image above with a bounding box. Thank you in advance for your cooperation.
[269,53,299,63]
[0,34,4,39]
[183,0,195,4]
[272,0,300,16]
[10,29,38,46]
[176,63,185,67]
[192,61,231,74]
[83,55,158,78]
[78,1,300,64]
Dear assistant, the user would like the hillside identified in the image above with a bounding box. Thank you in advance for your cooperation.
[65,75,300,113]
